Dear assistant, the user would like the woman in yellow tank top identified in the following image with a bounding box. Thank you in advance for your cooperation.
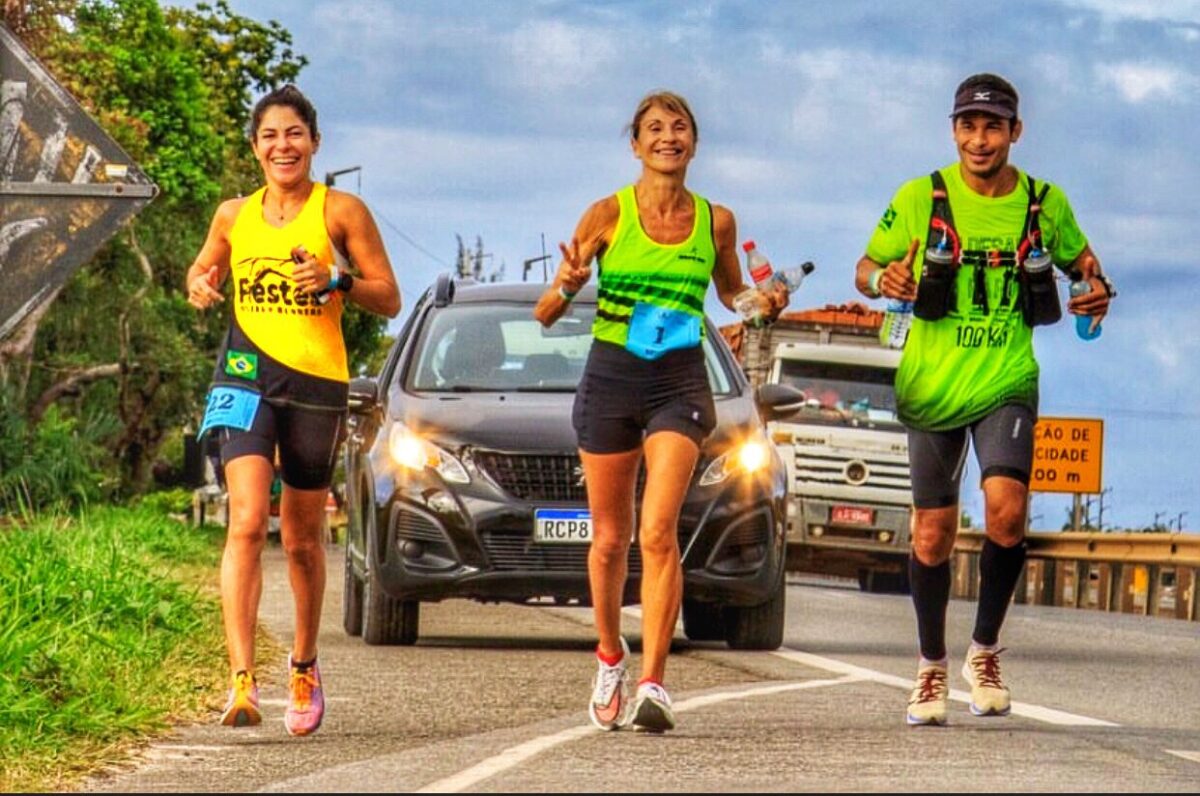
[534,91,787,732]
[185,85,400,736]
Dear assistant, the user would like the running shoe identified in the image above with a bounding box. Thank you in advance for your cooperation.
[219,670,261,727]
[630,681,676,733]
[284,654,325,736]
[588,637,631,731]
[962,646,1011,716]
[906,662,948,726]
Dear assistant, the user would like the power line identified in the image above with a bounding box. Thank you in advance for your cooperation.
[370,206,453,269]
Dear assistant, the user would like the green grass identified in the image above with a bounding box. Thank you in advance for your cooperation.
[0,506,229,792]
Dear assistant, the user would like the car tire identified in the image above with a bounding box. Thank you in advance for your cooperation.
[342,542,364,637]
[682,598,726,642]
[361,530,419,645]
[724,565,786,651]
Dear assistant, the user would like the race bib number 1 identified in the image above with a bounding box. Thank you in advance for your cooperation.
[198,386,261,439]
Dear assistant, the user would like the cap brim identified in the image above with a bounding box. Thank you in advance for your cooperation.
[950,102,1016,120]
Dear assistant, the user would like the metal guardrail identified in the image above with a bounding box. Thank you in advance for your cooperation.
[953,529,1198,622]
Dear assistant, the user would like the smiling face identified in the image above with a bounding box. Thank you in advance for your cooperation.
[251,104,319,188]
[631,102,697,175]
[953,111,1022,183]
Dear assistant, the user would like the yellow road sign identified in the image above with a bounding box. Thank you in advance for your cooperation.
[1031,416,1103,494]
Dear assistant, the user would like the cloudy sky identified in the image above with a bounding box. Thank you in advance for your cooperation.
[215,0,1199,531]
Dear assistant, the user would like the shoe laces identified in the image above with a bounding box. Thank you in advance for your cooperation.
[913,667,947,704]
[969,648,1006,689]
[290,668,320,710]
[592,659,626,703]
[232,670,256,696]
[638,682,671,706]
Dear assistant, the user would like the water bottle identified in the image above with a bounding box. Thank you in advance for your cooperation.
[1020,247,1061,327]
[734,240,776,326]
[1069,279,1102,340]
[879,297,913,349]
[769,261,815,293]
[912,236,956,321]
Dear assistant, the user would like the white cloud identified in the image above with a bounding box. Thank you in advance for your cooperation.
[1058,0,1200,24]
[504,20,619,92]
[1095,62,1194,102]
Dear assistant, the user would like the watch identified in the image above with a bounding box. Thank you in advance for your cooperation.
[335,271,354,293]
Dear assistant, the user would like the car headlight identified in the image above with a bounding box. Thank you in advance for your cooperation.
[388,424,470,484]
[698,436,772,486]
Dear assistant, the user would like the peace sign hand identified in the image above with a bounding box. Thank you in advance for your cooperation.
[556,237,592,294]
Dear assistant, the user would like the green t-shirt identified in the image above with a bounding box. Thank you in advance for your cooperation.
[866,164,1088,431]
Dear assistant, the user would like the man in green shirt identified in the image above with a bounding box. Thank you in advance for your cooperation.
[855,73,1115,726]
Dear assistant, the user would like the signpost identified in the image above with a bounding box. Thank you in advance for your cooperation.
[1031,416,1104,531]
[0,24,158,340]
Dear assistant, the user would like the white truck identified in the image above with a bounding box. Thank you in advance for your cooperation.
[721,304,914,592]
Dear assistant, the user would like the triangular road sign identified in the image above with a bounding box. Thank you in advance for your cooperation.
[1,24,158,340]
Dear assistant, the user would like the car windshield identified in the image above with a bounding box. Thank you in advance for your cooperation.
[775,358,901,429]
[405,301,734,395]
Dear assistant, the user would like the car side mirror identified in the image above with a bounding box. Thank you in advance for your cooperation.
[755,383,807,422]
[348,376,379,414]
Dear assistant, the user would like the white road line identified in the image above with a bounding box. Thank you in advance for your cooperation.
[1166,750,1200,764]
[416,675,863,794]
[773,648,1118,727]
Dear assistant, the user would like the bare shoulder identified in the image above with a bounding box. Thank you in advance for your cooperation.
[210,196,247,233]
[711,202,737,245]
[325,187,370,220]
[583,194,620,227]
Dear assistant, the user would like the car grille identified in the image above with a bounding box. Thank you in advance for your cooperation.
[480,531,644,574]
[473,451,646,503]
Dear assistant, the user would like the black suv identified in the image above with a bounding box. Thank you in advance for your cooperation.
[340,276,803,650]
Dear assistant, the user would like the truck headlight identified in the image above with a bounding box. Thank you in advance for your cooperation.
[388,424,470,484]
[699,437,771,486]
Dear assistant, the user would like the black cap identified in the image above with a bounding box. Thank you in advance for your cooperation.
[951,73,1019,120]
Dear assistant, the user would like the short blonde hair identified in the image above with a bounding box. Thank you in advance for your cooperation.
[627,90,698,142]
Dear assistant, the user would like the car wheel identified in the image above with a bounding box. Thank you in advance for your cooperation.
[342,541,364,637]
[724,565,786,651]
[361,537,419,646]
[682,598,725,642]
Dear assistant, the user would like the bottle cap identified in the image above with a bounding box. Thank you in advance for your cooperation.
[742,240,756,252]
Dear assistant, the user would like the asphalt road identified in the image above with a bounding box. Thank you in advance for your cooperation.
[79,541,1200,793]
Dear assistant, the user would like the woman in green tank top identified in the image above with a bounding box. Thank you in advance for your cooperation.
[534,91,786,732]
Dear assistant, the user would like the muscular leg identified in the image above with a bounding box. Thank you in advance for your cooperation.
[279,484,331,663]
[909,505,959,661]
[973,475,1028,646]
[637,431,699,684]
[221,455,274,675]
[581,447,641,659]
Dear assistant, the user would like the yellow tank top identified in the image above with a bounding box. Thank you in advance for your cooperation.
[227,183,348,383]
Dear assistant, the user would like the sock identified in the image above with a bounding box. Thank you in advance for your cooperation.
[973,538,1027,647]
[909,555,951,662]
[292,656,317,672]
[596,644,624,667]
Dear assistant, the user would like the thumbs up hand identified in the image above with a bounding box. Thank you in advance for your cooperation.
[882,238,920,302]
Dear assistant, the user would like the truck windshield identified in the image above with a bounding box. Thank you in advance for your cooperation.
[776,359,901,429]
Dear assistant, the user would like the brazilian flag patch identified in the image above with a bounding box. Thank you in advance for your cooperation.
[224,350,258,380]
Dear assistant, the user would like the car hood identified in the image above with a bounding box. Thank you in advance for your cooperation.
[388,390,760,453]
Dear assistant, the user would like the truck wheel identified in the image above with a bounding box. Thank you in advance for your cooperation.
[361,528,419,645]
[682,599,725,641]
[342,542,364,637]
[724,567,787,651]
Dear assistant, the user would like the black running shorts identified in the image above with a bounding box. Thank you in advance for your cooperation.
[573,340,716,454]
[907,402,1036,509]
[218,400,345,490]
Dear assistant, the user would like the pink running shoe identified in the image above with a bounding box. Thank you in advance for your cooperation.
[285,655,325,736]
[219,670,261,727]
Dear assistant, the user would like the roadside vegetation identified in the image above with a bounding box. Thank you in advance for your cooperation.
[0,500,228,792]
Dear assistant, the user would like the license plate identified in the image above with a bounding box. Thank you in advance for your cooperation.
[534,508,592,544]
[831,505,874,525]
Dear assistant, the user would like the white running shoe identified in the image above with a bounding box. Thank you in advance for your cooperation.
[588,637,631,731]
[906,662,948,726]
[630,681,676,733]
[962,646,1011,717]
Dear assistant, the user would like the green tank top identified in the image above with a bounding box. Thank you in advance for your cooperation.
[592,185,716,347]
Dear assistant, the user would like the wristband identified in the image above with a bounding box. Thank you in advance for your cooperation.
[327,265,339,291]
[867,268,883,297]
[558,285,576,301]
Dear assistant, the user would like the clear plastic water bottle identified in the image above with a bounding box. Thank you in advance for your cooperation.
[734,240,777,326]
[770,261,815,293]
[1069,279,1101,340]
[880,296,913,349]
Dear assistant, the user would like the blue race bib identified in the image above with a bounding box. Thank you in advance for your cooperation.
[625,302,702,361]
[198,385,261,439]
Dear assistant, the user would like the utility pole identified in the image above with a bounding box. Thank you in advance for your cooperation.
[523,233,552,282]
[324,165,362,192]
[1175,511,1188,531]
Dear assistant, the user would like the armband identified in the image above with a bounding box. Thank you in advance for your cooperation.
[867,268,883,298]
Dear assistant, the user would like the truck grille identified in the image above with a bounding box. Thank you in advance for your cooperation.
[791,449,911,497]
